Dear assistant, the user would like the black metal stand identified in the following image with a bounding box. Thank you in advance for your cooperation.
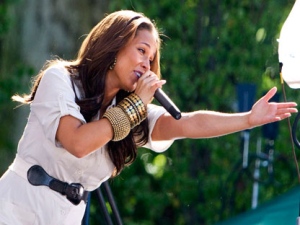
[292,111,300,149]
[82,180,123,225]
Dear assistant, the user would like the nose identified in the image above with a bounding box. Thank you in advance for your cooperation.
[141,58,150,70]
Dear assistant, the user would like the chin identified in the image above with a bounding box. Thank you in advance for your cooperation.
[128,88,135,93]
[128,84,137,92]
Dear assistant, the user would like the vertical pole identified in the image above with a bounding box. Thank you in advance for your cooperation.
[252,137,261,209]
[242,131,250,168]
[82,193,91,225]
[102,181,123,225]
[96,187,114,225]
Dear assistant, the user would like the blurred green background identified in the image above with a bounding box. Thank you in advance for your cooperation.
[1,0,299,224]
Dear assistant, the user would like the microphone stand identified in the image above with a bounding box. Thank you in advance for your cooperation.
[82,180,123,225]
[102,181,123,225]
[292,111,300,225]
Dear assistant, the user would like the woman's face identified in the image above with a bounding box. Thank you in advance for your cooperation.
[111,29,157,92]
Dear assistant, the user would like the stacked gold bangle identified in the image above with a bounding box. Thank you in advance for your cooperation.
[103,93,147,141]
[119,93,147,128]
[102,107,131,142]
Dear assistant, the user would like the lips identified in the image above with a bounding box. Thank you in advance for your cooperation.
[134,71,142,79]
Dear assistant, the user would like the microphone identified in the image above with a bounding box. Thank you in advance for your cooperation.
[154,88,181,120]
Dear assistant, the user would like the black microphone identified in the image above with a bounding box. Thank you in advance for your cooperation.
[154,88,181,120]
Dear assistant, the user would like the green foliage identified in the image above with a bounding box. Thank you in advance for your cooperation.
[0,0,15,36]
[0,0,34,172]
[103,1,300,225]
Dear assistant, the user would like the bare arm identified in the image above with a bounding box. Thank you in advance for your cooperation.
[56,116,113,158]
[152,87,298,141]
[152,111,250,140]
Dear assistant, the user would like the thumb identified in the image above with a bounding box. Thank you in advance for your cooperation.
[262,87,277,102]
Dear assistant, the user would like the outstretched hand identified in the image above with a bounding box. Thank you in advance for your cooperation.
[248,87,298,128]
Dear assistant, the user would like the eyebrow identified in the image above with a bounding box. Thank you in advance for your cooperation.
[141,42,151,48]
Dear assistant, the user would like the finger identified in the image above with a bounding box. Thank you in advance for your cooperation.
[273,103,297,113]
[141,71,155,79]
[278,107,298,114]
[263,87,277,102]
[151,80,166,89]
[275,113,292,121]
[275,102,298,108]
[275,109,293,116]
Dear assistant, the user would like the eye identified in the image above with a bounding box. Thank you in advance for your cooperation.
[138,48,145,54]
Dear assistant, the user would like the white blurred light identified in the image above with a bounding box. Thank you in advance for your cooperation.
[278,0,300,89]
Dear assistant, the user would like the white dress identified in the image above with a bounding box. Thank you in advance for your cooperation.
[0,63,173,225]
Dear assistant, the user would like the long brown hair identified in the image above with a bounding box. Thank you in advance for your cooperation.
[13,10,162,176]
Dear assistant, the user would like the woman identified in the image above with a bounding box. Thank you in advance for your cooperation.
[0,10,297,224]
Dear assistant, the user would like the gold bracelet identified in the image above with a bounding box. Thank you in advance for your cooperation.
[118,93,147,128]
[103,107,131,141]
[126,93,147,119]
[118,99,140,128]
[103,93,147,141]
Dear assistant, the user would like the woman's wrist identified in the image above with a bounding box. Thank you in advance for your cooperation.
[103,93,147,141]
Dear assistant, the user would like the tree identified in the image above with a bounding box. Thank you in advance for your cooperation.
[106,1,299,224]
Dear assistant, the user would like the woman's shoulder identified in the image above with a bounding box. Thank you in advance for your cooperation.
[44,61,70,76]
[35,61,75,94]
[33,61,75,102]
[41,61,73,83]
